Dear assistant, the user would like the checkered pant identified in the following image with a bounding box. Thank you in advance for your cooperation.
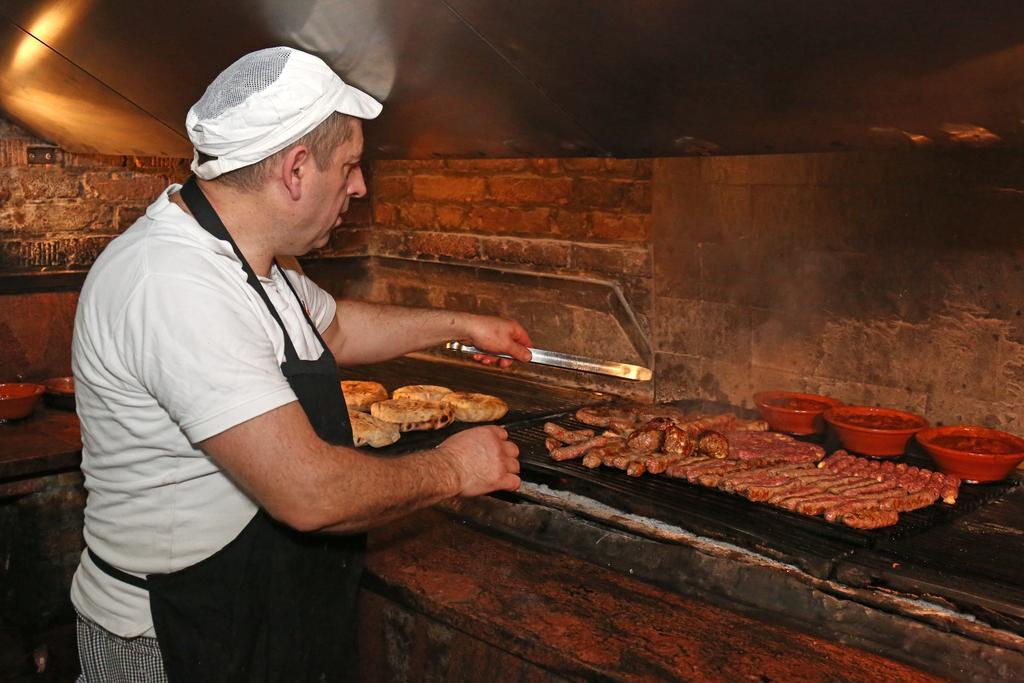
[76,611,167,683]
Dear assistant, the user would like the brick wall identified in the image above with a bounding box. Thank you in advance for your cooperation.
[653,151,1024,431]
[0,117,190,271]
[365,158,653,324]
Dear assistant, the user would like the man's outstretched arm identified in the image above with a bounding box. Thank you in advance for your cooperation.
[321,300,532,367]
[199,400,521,534]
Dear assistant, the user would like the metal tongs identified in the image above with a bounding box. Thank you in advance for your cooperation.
[445,341,652,381]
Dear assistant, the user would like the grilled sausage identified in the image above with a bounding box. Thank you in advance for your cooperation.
[842,510,900,529]
[549,435,611,461]
[575,406,635,428]
[543,422,596,444]
[626,460,647,477]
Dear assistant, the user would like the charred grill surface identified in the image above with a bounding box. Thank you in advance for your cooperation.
[509,413,1017,578]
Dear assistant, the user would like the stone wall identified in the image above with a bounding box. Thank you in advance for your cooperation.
[652,151,1024,430]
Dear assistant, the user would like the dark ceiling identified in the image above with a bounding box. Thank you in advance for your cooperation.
[2,0,1024,159]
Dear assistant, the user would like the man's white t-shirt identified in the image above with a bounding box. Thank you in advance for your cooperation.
[70,184,338,637]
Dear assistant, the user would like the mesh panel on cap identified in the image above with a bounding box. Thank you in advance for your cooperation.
[193,47,292,121]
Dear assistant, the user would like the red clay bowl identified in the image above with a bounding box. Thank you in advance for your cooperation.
[753,390,844,435]
[0,383,45,421]
[916,425,1024,483]
[43,376,76,411]
[823,406,929,457]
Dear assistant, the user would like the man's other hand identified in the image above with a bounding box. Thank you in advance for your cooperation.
[436,426,521,496]
[462,315,532,368]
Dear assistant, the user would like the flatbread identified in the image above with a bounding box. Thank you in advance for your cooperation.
[371,398,455,432]
[392,384,452,403]
[440,392,508,422]
[349,411,401,448]
[340,381,388,412]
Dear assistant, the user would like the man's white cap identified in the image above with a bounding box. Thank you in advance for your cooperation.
[186,46,382,180]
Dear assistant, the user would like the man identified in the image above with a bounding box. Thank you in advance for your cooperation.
[71,46,531,682]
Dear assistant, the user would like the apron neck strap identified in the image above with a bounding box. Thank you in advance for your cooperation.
[179,176,301,363]
[274,259,333,351]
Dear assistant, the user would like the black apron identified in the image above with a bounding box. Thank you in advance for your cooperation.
[88,176,363,682]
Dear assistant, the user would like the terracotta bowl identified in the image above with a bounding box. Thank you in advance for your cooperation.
[823,406,929,457]
[43,376,76,411]
[753,390,844,435]
[0,383,45,421]
[916,425,1024,483]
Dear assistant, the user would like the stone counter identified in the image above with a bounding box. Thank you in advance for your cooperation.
[358,509,939,682]
[440,484,1024,682]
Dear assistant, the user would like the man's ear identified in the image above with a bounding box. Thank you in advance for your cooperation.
[280,145,311,201]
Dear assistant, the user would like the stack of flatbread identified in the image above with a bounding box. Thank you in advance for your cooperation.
[340,381,509,448]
